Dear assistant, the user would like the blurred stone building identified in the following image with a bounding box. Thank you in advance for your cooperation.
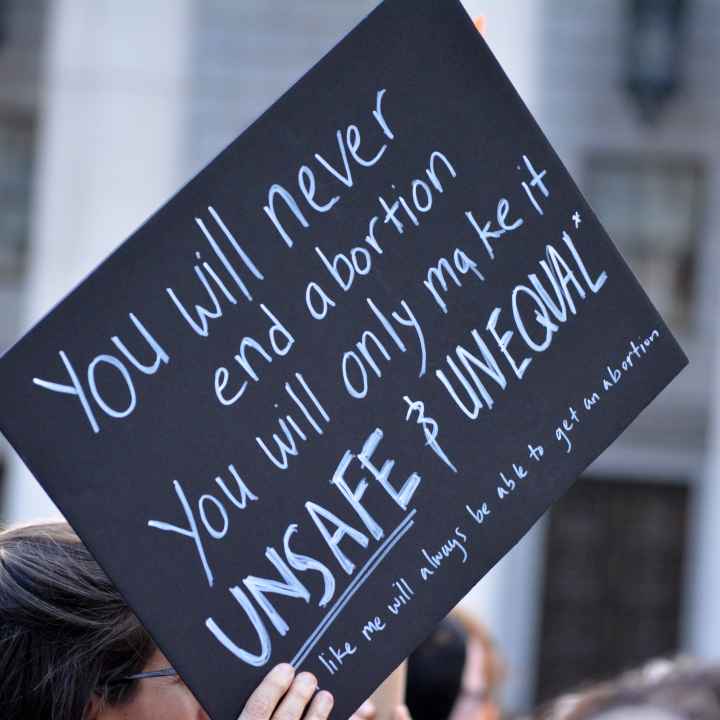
[0,0,718,713]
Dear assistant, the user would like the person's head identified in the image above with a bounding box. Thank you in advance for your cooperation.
[0,520,208,719]
[533,658,720,720]
[406,617,467,720]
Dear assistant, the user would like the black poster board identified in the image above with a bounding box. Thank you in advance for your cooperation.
[0,1,687,718]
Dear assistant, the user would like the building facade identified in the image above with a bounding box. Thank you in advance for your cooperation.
[0,0,718,712]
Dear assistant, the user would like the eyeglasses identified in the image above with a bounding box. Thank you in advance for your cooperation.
[121,667,179,682]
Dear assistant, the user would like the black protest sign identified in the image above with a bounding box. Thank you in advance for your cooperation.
[0,1,687,718]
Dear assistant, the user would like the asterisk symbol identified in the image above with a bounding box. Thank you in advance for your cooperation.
[572,211,582,229]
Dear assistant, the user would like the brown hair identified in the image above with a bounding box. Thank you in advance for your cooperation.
[0,521,154,719]
[451,607,505,695]
[532,658,720,720]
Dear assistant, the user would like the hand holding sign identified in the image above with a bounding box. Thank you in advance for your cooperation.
[232,665,385,720]
[235,665,329,720]
[0,1,687,719]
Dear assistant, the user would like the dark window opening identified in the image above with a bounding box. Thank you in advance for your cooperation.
[535,477,688,704]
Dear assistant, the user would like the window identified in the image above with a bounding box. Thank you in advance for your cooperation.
[535,478,687,703]
[0,115,34,278]
[585,155,704,333]
[0,1,7,50]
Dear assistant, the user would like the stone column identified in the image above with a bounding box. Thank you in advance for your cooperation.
[4,0,191,521]
[685,190,720,660]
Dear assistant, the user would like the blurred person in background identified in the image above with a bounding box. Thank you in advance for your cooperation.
[406,610,504,720]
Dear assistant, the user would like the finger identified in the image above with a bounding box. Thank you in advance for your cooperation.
[392,705,412,720]
[473,16,486,35]
[303,689,335,720]
[354,700,376,720]
[271,671,318,720]
[239,664,295,720]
